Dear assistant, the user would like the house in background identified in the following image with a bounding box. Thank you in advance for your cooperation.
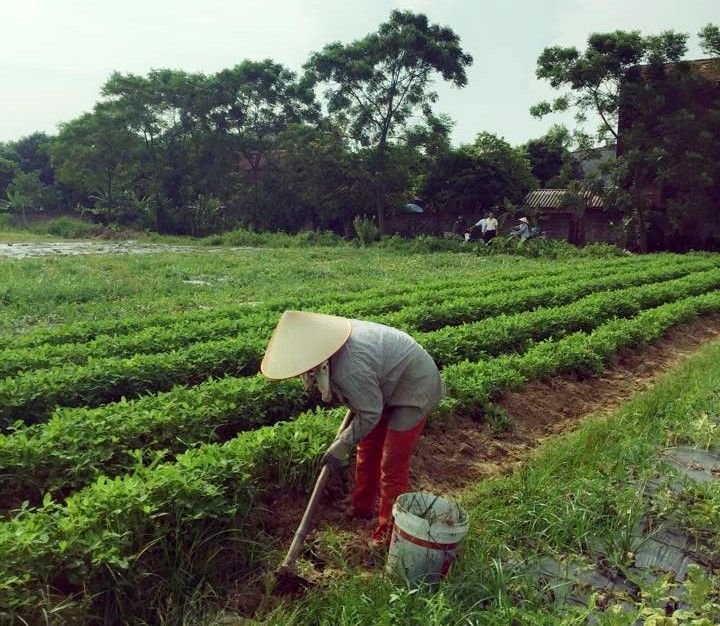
[523,188,623,245]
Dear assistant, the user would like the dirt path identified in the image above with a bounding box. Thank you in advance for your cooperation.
[412,316,720,494]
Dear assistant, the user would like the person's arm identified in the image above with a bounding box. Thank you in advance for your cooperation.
[323,360,384,462]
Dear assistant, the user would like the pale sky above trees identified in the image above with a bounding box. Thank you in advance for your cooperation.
[1,0,717,145]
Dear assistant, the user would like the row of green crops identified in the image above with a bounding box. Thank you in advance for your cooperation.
[376,256,720,331]
[1,257,717,426]
[0,375,309,504]
[0,254,665,378]
[322,253,659,318]
[441,290,720,417]
[420,267,720,365]
[4,268,720,505]
[0,253,588,350]
[0,312,274,380]
[0,408,344,624]
[0,332,268,426]
[2,291,720,624]
[0,256,708,427]
[0,253,682,356]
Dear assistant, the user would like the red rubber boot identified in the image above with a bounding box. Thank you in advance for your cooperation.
[349,416,389,518]
[372,417,427,546]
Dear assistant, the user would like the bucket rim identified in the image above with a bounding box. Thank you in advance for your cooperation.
[394,491,469,527]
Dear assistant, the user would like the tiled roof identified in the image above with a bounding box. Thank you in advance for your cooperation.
[525,188,605,210]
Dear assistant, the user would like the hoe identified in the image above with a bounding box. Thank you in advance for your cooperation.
[274,408,354,594]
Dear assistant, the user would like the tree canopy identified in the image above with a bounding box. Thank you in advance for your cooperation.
[305,10,472,231]
[1,15,719,251]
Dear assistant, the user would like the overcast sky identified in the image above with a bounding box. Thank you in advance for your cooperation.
[1,0,717,146]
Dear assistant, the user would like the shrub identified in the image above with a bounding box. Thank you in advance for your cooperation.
[292,229,344,247]
[375,234,466,253]
[44,217,103,238]
[353,215,380,246]
[476,237,624,259]
[0,213,16,229]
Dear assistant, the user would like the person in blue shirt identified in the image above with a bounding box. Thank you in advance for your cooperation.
[510,217,531,242]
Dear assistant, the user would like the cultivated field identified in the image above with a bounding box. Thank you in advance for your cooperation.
[2,247,720,624]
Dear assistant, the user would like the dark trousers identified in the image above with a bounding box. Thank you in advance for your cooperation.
[483,230,497,243]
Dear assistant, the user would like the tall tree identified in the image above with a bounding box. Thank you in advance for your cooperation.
[5,132,57,185]
[465,132,537,205]
[305,10,472,232]
[206,60,319,176]
[50,105,142,221]
[607,53,720,251]
[101,62,318,232]
[522,125,582,187]
[101,69,206,230]
[0,156,17,198]
[530,28,720,251]
[201,60,320,227]
[531,30,688,145]
[5,171,57,224]
[421,134,538,223]
[699,23,720,55]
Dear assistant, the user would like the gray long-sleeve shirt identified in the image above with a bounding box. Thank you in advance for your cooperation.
[328,320,443,455]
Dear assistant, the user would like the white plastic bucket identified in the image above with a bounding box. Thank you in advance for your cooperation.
[386,492,469,586]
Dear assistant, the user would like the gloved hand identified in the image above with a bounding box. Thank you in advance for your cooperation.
[321,451,344,474]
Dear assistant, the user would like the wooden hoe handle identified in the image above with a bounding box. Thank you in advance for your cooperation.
[280,409,354,571]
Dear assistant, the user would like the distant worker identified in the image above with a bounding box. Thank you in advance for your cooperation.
[483,211,498,243]
[510,216,531,242]
[451,214,467,239]
[260,311,443,547]
[467,214,487,242]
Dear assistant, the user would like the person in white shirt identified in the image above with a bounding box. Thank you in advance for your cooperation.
[466,216,486,242]
[483,212,498,243]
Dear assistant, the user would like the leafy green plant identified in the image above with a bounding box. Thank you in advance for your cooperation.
[44,216,103,238]
[380,256,718,332]
[353,215,380,246]
[0,408,343,624]
[442,290,720,415]
[0,333,270,424]
[0,374,310,503]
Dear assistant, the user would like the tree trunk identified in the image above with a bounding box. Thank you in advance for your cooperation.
[375,140,387,234]
[634,207,648,253]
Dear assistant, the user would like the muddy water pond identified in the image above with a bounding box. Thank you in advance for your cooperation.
[0,241,255,259]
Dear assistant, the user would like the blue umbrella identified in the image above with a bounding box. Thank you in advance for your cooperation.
[404,203,424,214]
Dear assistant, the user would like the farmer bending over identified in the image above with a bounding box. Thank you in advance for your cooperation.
[260,311,443,547]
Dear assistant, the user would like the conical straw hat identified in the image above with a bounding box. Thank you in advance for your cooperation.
[261,310,352,380]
